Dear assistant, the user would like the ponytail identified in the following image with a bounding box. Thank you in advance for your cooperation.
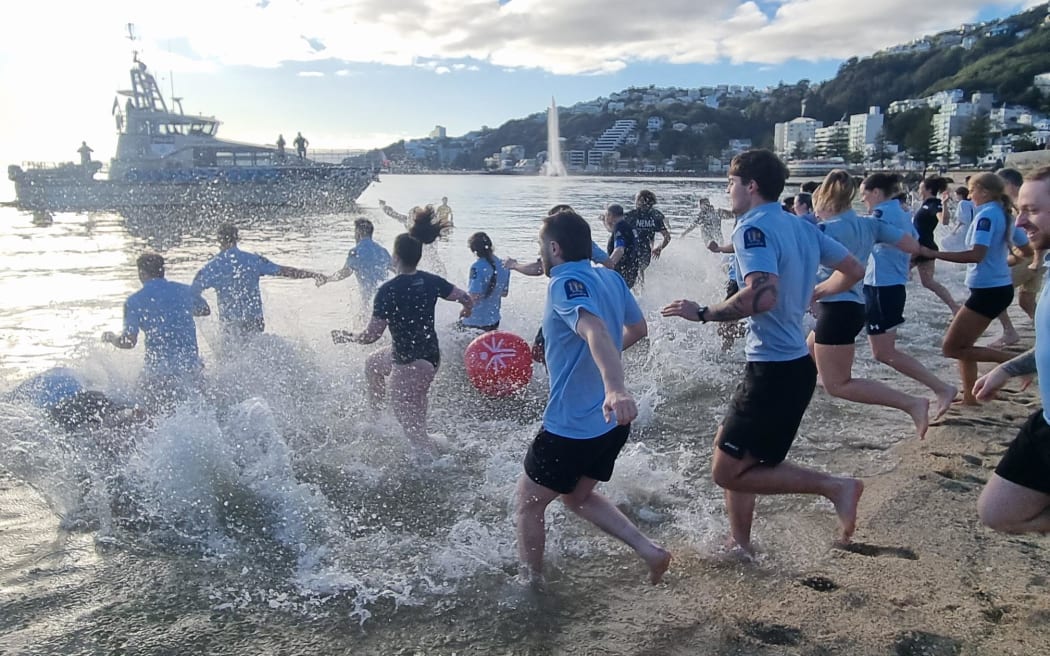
[468,231,498,298]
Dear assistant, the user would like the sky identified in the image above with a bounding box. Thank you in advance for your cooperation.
[0,0,1045,163]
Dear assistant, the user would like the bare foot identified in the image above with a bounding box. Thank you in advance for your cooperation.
[933,385,957,420]
[907,397,930,440]
[989,335,1020,348]
[830,478,864,545]
[645,547,672,584]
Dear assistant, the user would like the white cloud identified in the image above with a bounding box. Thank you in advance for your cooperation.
[297,71,326,77]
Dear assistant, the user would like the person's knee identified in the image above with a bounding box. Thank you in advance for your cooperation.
[870,343,895,365]
[977,496,1014,533]
[941,339,964,359]
[711,454,741,489]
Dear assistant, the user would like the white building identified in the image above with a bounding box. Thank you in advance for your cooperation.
[595,119,637,150]
[773,117,822,157]
[1035,72,1050,95]
[647,116,665,132]
[932,103,977,160]
[926,89,965,110]
[889,98,926,114]
[672,122,688,132]
[429,125,447,139]
[815,122,850,156]
[849,107,884,154]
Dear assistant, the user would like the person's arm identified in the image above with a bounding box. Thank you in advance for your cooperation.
[652,228,671,258]
[575,310,636,425]
[504,258,543,276]
[444,286,474,318]
[973,348,1036,401]
[622,319,647,350]
[102,300,140,349]
[812,254,865,301]
[925,244,988,264]
[192,292,211,317]
[326,266,352,283]
[661,270,779,323]
[938,195,951,226]
[331,316,387,345]
[707,241,734,254]
[276,264,327,284]
[379,201,410,225]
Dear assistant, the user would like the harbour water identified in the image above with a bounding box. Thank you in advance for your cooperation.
[0,174,971,653]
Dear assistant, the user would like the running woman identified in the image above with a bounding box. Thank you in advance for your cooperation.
[460,232,510,332]
[910,176,960,314]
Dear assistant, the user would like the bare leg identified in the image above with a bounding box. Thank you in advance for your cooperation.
[364,347,392,411]
[724,488,757,554]
[515,475,560,583]
[712,443,863,544]
[942,307,1014,404]
[815,342,929,439]
[562,477,671,583]
[1019,290,1037,321]
[978,474,1050,534]
[868,331,956,419]
[917,261,959,314]
[993,310,1021,347]
[389,359,438,450]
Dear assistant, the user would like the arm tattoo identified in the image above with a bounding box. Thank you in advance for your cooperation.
[705,273,776,322]
[749,273,777,314]
[1001,349,1037,377]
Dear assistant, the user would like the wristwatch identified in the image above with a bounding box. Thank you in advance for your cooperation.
[696,305,709,323]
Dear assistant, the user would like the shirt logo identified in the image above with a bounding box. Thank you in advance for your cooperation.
[976,217,992,232]
[742,227,767,249]
[564,279,589,299]
[873,209,883,218]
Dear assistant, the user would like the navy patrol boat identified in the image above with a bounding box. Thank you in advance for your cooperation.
[8,54,376,214]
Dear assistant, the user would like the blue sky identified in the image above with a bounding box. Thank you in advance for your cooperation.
[0,1,1043,161]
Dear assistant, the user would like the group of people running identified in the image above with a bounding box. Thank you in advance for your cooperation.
[12,151,1050,588]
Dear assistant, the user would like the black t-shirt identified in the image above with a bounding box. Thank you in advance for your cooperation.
[624,207,667,247]
[913,198,941,250]
[607,220,641,288]
[372,271,454,366]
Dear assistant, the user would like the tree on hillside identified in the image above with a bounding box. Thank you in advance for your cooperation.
[905,118,936,176]
[959,113,992,165]
[791,140,809,161]
[872,130,892,168]
[822,130,850,159]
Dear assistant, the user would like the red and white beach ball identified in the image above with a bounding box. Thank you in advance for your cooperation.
[464,331,533,398]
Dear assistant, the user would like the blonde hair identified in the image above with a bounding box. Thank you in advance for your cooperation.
[813,169,856,217]
[969,172,1015,244]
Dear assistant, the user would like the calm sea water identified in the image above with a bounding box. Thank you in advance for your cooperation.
[0,174,971,653]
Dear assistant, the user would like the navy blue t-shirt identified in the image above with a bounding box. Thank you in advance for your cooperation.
[606,219,641,288]
[372,271,454,366]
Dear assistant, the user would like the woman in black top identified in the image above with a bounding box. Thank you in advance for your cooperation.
[910,176,959,314]
[332,206,472,453]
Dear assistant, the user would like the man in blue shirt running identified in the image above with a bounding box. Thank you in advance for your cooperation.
[972,166,1050,534]
[102,253,211,408]
[193,223,327,336]
[662,149,867,555]
[515,208,671,587]
[325,218,392,314]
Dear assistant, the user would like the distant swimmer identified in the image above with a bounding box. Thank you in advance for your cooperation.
[920,172,1020,406]
[624,189,671,276]
[293,131,308,159]
[435,196,455,232]
[681,197,731,243]
[78,141,93,165]
[102,253,211,410]
[331,207,473,453]
[515,207,670,587]
[7,367,143,432]
[324,218,392,315]
[859,173,957,419]
[972,166,1050,534]
[909,176,960,315]
[602,203,642,289]
[192,223,327,338]
[276,134,286,161]
[807,170,930,439]
[661,149,867,553]
[460,232,510,332]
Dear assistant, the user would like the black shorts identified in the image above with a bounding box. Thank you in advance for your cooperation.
[964,285,1014,320]
[718,356,817,465]
[524,425,630,494]
[995,410,1050,495]
[814,301,866,346]
[863,284,906,336]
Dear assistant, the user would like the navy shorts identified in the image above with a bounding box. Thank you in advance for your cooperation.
[814,301,866,346]
[524,425,630,494]
[863,284,906,336]
[964,285,1014,320]
[995,410,1050,495]
[718,356,817,466]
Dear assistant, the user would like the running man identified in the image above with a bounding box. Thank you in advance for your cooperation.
[324,218,392,315]
[331,207,472,452]
[971,166,1050,534]
[515,207,670,586]
[435,196,455,231]
[602,203,642,289]
[193,223,327,337]
[102,253,211,409]
[661,149,867,554]
[624,190,671,275]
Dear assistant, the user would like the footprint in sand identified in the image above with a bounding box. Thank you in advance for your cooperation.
[837,542,919,560]
[799,575,839,592]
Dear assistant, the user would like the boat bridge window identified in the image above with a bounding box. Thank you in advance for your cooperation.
[213,151,271,167]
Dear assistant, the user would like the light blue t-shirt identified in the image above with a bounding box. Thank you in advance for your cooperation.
[798,212,818,226]
[957,199,975,228]
[8,367,83,409]
[733,202,849,362]
[1037,276,1050,422]
[864,200,918,287]
[192,247,282,322]
[124,278,208,376]
[817,210,905,304]
[965,201,1012,289]
[345,237,391,293]
[542,260,643,439]
[463,257,511,327]
[590,241,610,264]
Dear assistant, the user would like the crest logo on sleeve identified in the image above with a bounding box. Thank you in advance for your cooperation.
[743,227,767,249]
[976,217,992,232]
[564,279,589,299]
[470,267,478,279]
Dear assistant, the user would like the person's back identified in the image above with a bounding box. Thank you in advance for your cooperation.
[193,247,280,324]
[542,261,637,437]
[126,277,204,375]
[966,201,1011,288]
[865,199,918,287]
[464,257,510,329]
[373,271,452,365]
[348,237,391,293]
[607,219,641,288]
[625,206,665,250]
[913,197,942,250]
[818,210,902,303]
